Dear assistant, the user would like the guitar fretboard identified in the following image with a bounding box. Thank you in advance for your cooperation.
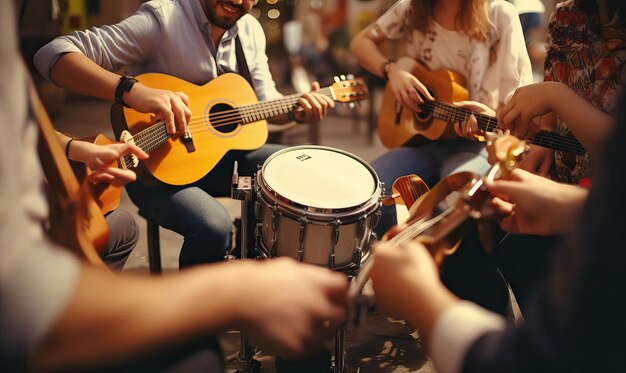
[422,101,585,155]
[118,86,345,168]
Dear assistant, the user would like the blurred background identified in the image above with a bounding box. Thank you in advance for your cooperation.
[17,0,556,120]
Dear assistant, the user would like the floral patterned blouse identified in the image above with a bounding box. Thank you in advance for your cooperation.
[376,0,532,110]
[545,0,626,184]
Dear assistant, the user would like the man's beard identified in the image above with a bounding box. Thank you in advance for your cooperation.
[205,0,245,30]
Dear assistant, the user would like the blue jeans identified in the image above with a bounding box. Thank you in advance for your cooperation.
[126,144,285,268]
[371,139,490,237]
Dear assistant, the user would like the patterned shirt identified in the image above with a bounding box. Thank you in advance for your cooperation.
[545,0,626,184]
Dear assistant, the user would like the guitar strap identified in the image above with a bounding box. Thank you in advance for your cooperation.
[234,35,255,90]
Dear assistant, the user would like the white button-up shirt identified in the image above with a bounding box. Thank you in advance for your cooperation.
[34,0,282,101]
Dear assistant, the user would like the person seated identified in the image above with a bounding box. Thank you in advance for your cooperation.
[456,0,625,315]
[33,0,334,269]
[349,0,533,315]
[56,131,148,271]
[369,111,626,371]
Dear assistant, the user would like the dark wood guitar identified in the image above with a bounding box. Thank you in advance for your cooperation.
[377,64,585,155]
[32,84,109,265]
[111,73,369,186]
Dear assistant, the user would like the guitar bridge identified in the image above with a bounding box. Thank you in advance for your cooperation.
[394,101,403,125]
[181,131,196,153]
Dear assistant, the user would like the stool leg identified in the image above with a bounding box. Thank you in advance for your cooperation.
[334,324,346,373]
[146,219,162,274]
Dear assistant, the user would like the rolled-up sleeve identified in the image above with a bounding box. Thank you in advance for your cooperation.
[34,4,161,81]
[429,301,506,373]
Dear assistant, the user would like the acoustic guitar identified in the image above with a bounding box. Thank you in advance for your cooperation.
[111,73,369,186]
[32,83,109,265]
[377,63,585,155]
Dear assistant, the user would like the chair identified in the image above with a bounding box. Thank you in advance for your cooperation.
[141,213,163,275]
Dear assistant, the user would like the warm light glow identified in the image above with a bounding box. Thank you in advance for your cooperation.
[267,9,280,19]
[266,19,280,30]
[267,0,278,4]
[249,8,261,18]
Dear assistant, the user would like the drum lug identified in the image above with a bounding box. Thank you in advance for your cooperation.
[353,248,362,270]
[270,206,279,257]
[353,217,367,269]
[328,219,341,270]
[296,216,308,262]
[372,209,382,229]
[254,201,261,220]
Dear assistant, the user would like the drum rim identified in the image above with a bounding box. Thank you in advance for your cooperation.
[257,145,382,216]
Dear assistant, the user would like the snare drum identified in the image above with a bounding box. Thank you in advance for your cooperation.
[255,146,381,272]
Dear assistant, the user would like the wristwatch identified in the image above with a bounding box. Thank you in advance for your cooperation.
[115,75,139,108]
[383,60,395,81]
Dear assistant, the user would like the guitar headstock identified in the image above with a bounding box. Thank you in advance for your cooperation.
[331,75,369,103]
[485,132,528,179]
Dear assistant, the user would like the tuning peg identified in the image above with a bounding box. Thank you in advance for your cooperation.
[334,76,340,83]
[340,74,346,81]
[347,74,354,80]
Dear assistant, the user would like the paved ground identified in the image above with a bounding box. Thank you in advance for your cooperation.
[50,86,437,373]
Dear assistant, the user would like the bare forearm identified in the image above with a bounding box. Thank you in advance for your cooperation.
[549,83,614,157]
[349,29,388,78]
[403,283,459,344]
[35,263,241,371]
[49,52,120,102]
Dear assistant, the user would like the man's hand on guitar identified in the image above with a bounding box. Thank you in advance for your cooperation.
[70,141,148,187]
[124,83,192,136]
[293,82,335,123]
[387,61,434,113]
[452,100,495,141]
[484,169,588,235]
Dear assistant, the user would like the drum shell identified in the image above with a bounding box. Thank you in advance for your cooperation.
[254,146,381,271]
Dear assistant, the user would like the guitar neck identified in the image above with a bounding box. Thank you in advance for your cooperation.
[424,101,586,155]
[119,86,341,165]
[238,86,337,123]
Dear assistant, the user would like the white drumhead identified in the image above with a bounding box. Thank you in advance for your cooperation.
[263,147,376,209]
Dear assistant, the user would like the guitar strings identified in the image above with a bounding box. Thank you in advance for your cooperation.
[419,101,585,154]
[420,101,584,153]
[129,86,338,136]
[120,84,357,156]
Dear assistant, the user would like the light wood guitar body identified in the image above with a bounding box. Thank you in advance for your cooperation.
[378,64,468,148]
[377,64,585,155]
[111,73,369,186]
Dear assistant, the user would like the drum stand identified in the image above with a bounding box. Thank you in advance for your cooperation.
[231,162,261,373]
[231,161,360,373]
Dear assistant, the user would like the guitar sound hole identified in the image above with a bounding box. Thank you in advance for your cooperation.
[209,103,241,134]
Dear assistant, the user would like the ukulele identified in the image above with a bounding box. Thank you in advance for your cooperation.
[111,73,369,186]
[377,63,585,155]
[31,84,109,265]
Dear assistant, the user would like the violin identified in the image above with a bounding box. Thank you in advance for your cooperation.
[348,133,528,316]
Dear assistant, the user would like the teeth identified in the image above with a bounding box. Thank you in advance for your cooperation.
[222,4,238,13]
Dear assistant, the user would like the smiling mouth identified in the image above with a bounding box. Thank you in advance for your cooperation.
[218,2,243,15]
